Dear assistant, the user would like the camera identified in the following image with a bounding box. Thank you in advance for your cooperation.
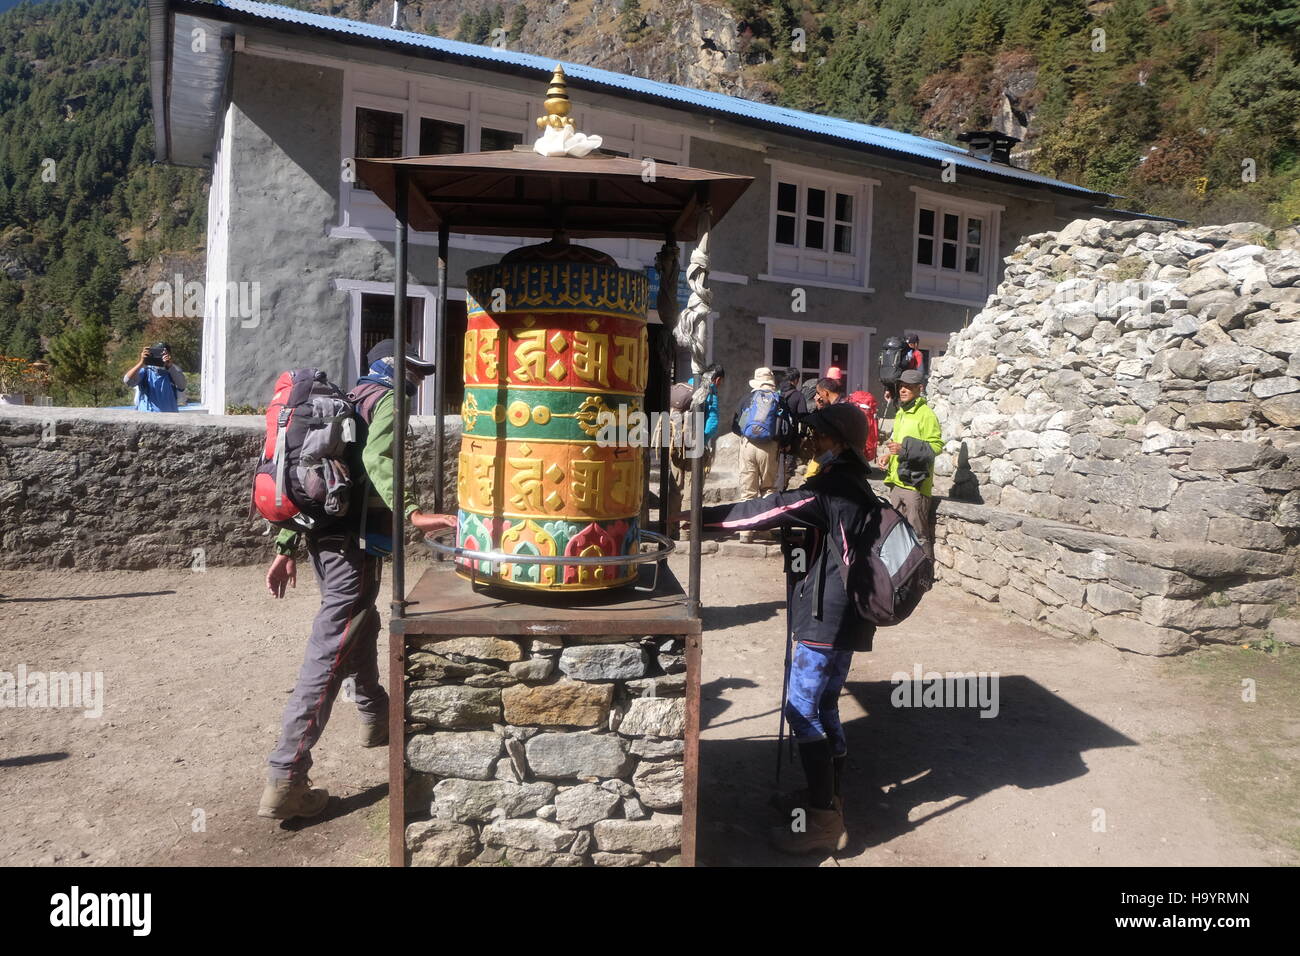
[143,342,170,367]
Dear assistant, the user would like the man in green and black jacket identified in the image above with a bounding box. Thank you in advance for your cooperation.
[878,369,943,561]
[258,339,455,821]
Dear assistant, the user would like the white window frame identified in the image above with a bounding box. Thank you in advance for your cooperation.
[760,160,876,292]
[333,64,686,268]
[333,278,466,417]
[201,102,233,413]
[907,186,1002,307]
[346,91,415,225]
[757,316,875,393]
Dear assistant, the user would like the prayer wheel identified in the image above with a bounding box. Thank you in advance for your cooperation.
[456,241,649,590]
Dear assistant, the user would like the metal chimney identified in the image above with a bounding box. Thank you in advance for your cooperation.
[956,130,1021,166]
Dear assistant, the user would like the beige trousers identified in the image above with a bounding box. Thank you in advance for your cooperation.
[739,438,779,500]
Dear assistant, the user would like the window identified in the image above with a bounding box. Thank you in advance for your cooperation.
[419,118,464,155]
[355,107,403,159]
[760,317,874,394]
[480,127,523,151]
[359,292,425,409]
[338,280,472,416]
[765,162,875,289]
[910,187,1001,305]
[338,72,686,266]
[354,107,404,191]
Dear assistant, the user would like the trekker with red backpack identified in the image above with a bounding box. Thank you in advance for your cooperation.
[846,389,880,465]
[254,339,455,821]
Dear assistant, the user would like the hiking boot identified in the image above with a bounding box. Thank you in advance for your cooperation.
[769,788,843,818]
[258,776,329,820]
[360,719,389,748]
[769,805,848,855]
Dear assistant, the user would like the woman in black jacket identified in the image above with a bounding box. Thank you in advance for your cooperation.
[696,403,879,855]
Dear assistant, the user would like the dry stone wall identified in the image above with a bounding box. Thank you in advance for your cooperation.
[928,218,1299,653]
[0,405,460,570]
[403,633,688,867]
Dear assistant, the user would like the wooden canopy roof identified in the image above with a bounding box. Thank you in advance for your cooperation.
[354,148,753,240]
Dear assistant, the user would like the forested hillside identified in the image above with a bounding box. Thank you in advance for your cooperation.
[1,0,1297,404]
[0,0,206,403]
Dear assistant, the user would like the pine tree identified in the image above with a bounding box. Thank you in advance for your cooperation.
[507,4,526,43]
[620,0,644,40]
[1227,0,1300,49]
[48,317,116,406]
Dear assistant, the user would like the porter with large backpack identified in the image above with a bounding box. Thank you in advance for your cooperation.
[878,336,908,387]
[252,368,361,532]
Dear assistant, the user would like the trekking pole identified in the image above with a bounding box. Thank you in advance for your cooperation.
[776,531,794,785]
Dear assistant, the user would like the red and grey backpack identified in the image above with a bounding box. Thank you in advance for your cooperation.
[252,369,361,532]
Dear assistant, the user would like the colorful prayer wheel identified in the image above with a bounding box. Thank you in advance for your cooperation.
[456,242,650,590]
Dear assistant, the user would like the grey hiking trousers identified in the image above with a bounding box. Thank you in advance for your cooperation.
[267,532,388,781]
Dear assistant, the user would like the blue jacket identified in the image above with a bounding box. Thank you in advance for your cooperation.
[688,376,720,444]
[125,364,185,412]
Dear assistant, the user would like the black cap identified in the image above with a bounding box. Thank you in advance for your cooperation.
[800,405,870,467]
[368,338,435,376]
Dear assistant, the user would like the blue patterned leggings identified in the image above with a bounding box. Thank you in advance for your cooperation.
[784,641,854,756]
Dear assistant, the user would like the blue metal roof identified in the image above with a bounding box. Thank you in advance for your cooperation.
[183,0,1112,199]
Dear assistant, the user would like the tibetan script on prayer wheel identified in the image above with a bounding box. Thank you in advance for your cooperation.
[456,241,650,590]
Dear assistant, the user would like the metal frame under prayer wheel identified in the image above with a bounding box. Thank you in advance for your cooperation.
[358,78,752,867]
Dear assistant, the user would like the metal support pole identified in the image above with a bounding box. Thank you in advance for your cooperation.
[656,233,677,545]
[688,429,702,617]
[434,223,449,527]
[389,166,409,868]
[392,167,409,620]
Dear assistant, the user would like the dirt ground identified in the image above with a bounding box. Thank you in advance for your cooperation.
[2,553,1297,867]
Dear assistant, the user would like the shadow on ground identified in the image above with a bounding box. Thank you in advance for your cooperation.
[698,675,1135,866]
[701,600,784,631]
[280,782,388,832]
[0,590,176,603]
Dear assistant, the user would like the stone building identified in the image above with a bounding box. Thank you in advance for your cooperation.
[146,0,1133,418]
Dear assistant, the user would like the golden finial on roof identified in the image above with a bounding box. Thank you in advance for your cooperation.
[533,64,603,157]
[537,66,571,130]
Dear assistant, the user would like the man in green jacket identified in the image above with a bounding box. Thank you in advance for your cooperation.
[259,339,455,821]
[877,369,943,560]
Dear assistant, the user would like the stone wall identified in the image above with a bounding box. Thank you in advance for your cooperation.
[928,218,1300,653]
[403,633,687,867]
[935,499,1298,654]
[0,406,460,570]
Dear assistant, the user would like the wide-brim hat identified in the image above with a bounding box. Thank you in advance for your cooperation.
[800,405,871,468]
[367,338,435,376]
[749,366,776,389]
